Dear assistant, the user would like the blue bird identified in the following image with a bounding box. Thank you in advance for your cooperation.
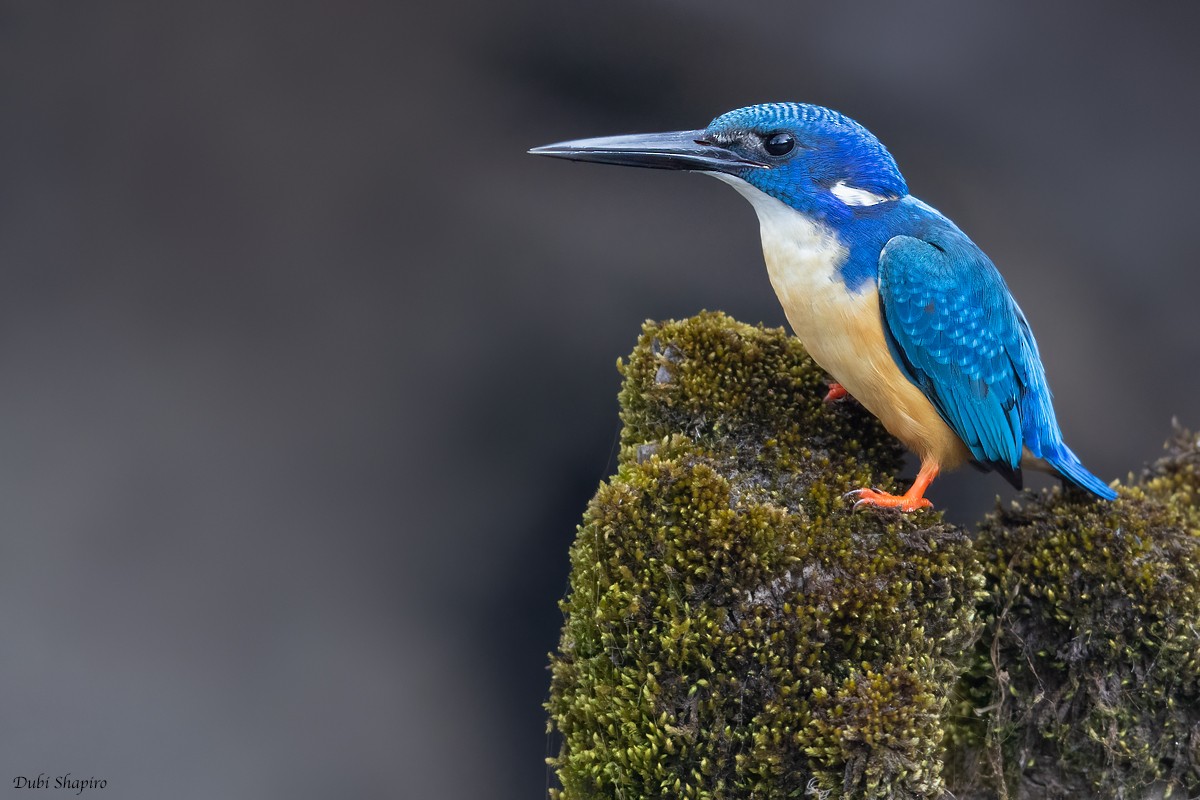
[530,103,1116,510]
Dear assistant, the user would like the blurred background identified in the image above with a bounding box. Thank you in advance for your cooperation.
[0,2,1196,798]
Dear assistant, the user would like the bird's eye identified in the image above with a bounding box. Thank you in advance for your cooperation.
[763,132,795,157]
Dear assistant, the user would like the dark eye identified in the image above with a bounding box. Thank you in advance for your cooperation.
[763,132,795,157]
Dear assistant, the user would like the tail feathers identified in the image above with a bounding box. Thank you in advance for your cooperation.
[1043,445,1117,500]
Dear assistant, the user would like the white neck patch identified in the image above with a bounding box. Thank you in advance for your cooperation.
[830,180,896,207]
[705,171,848,294]
[703,172,883,398]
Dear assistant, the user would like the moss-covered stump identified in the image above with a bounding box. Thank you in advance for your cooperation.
[949,425,1200,799]
[547,313,983,800]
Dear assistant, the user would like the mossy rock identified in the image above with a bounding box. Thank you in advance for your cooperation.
[950,425,1200,799]
[547,313,983,799]
[547,313,1200,800]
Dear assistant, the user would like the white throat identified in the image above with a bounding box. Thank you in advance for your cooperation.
[706,173,849,301]
[704,172,880,388]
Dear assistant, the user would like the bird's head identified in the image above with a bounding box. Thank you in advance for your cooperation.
[531,102,908,221]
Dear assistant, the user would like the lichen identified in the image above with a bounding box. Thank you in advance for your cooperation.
[547,312,983,799]
[949,423,1200,799]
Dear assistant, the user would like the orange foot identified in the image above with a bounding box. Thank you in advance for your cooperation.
[845,462,940,513]
[823,382,849,404]
[845,487,933,512]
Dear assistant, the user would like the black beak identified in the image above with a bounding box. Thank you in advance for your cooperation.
[528,129,766,173]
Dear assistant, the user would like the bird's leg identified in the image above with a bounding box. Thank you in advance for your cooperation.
[847,461,939,512]
[823,382,849,404]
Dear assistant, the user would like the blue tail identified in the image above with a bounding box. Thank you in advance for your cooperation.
[1043,445,1117,500]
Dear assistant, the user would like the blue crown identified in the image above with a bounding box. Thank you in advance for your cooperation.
[706,103,909,210]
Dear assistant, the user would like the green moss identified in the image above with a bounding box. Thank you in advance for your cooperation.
[548,313,983,799]
[548,313,1200,799]
[950,424,1200,799]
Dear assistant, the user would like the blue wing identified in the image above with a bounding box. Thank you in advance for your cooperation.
[877,233,1034,483]
[877,231,1116,499]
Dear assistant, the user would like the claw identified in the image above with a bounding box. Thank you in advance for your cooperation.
[848,487,934,513]
[844,462,941,514]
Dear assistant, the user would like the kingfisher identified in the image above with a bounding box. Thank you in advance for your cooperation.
[530,102,1116,511]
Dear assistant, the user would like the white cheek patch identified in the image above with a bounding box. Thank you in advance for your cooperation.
[831,180,897,207]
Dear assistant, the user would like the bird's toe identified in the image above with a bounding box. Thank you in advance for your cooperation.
[847,487,933,513]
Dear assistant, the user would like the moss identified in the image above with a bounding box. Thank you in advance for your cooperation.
[949,423,1200,799]
[547,313,983,799]
[548,313,1200,799]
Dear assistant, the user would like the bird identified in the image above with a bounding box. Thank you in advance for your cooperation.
[530,102,1116,511]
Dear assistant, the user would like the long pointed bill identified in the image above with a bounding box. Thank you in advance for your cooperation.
[529,130,766,173]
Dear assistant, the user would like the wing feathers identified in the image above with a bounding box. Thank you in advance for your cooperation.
[876,228,1112,499]
[878,234,1026,471]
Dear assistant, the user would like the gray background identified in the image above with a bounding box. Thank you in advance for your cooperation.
[0,2,1196,799]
